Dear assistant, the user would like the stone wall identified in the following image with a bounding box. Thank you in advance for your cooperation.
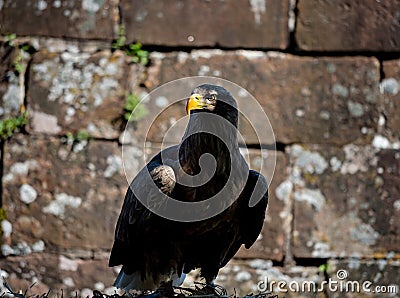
[1,0,400,297]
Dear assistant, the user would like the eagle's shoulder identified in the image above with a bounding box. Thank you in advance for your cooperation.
[148,160,176,196]
[122,147,178,224]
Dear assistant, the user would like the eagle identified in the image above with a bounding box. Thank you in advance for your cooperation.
[109,84,268,291]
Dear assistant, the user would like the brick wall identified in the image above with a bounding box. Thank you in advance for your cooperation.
[0,1,399,297]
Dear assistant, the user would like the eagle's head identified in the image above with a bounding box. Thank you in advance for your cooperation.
[186,84,238,127]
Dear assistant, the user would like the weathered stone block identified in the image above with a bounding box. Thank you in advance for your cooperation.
[2,134,138,253]
[382,59,400,140]
[120,0,289,49]
[296,0,400,51]
[288,144,400,258]
[146,51,381,145]
[0,253,116,296]
[27,50,141,139]
[0,0,117,40]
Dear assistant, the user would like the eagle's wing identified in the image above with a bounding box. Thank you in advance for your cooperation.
[242,169,269,249]
[217,169,268,269]
[108,150,176,268]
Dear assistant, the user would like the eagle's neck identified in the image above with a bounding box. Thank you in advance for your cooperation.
[180,113,238,175]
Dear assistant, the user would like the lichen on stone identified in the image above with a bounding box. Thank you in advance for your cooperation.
[104,155,123,178]
[42,193,82,219]
[340,144,377,174]
[380,77,399,95]
[82,0,103,13]
[350,223,379,246]
[332,83,349,98]
[294,188,326,211]
[19,184,38,204]
[32,51,125,125]
[347,100,364,117]
[290,145,328,175]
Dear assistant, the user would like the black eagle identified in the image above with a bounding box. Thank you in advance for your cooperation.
[109,84,269,290]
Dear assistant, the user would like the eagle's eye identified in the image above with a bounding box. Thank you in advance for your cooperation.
[205,95,216,105]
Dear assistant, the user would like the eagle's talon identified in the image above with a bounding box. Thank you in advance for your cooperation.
[156,281,175,298]
[137,292,162,298]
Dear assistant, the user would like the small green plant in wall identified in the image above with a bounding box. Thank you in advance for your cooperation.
[112,25,149,65]
[66,130,91,143]
[125,42,149,65]
[5,33,17,45]
[13,44,32,74]
[124,93,148,122]
[0,208,7,241]
[6,33,33,75]
[0,208,7,222]
[3,33,32,137]
[318,263,330,275]
[0,112,28,141]
[112,25,127,50]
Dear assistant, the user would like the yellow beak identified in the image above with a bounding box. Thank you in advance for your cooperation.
[186,93,204,114]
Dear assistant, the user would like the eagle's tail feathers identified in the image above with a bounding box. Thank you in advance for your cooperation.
[113,270,134,290]
[172,273,186,287]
